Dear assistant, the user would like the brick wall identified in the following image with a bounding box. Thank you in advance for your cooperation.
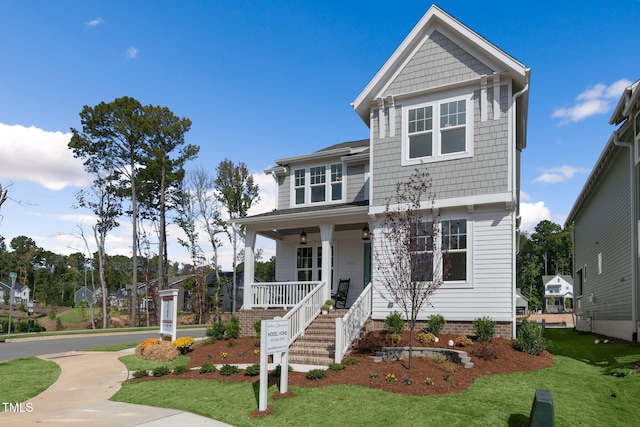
[365,319,513,339]
[237,309,289,337]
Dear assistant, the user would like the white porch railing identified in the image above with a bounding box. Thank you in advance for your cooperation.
[334,282,372,363]
[251,281,320,309]
[283,280,328,345]
[575,296,583,315]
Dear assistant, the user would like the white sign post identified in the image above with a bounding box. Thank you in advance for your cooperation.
[158,288,178,342]
[259,318,290,412]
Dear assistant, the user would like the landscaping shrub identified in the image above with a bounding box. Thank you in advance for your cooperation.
[354,333,383,354]
[513,320,547,355]
[472,342,498,360]
[142,341,180,362]
[385,333,403,345]
[344,357,360,365]
[152,366,171,377]
[384,311,405,335]
[245,364,261,376]
[306,369,326,380]
[132,370,148,378]
[172,365,190,375]
[426,314,446,336]
[199,362,216,373]
[472,316,495,342]
[328,363,346,372]
[454,335,473,347]
[416,332,436,344]
[219,364,240,376]
[206,321,227,341]
[225,316,240,339]
[173,336,195,351]
[272,364,293,377]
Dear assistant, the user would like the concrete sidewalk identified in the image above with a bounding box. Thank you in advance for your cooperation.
[0,350,232,426]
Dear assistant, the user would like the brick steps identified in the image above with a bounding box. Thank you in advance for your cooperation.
[288,309,347,365]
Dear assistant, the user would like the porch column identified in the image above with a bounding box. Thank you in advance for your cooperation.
[243,228,257,310]
[319,223,334,302]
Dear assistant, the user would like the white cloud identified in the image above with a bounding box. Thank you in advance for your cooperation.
[248,171,276,215]
[533,165,585,184]
[520,201,551,234]
[85,18,104,27]
[520,190,531,201]
[126,47,139,59]
[0,123,91,190]
[552,79,633,125]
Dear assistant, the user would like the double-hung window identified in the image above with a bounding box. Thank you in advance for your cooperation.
[410,218,469,285]
[292,163,344,206]
[402,94,473,165]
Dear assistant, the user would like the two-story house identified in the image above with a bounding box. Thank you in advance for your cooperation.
[0,280,30,304]
[542,274,573,313]
[235,5,529,362]
[566,79,640,342]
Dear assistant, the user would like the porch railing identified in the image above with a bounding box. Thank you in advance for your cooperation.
[283,280,327,345]
[575,296,583,315]
[252,281,320,309]
[334,282,372,363]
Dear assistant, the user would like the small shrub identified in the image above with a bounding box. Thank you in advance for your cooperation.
[173,336,195,350]
[426,314,446,336]
[206,321,226,341]
[440,360,458,374]
[472,316,495,342]
[444,374,453,384]
[344,357,360,365]
[423,353,447,364]
[402,376,412,385]
[173,365,190,375]
[152,366,171,377]
[132,370,148,378]
[328,363,346,372]
[245,364,261,376]
[272,364,293,377]
[219,364,240,376]
[385,373,397,382]
[369,372,379,379]
[306,369,326,380]
[384,311,405,335]
[55,318,64,331]
[252,319,262,335]
[454,335,473,347]
[424,377,434,386]
[472,342,498,360]
[416,332,436,344]
[227,340,238,347]
[513,320,547,355]
[199,362,216,373]
[385,333,403,345]
[225,316,240,339]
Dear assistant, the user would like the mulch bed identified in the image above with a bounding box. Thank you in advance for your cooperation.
[129,330,554,396]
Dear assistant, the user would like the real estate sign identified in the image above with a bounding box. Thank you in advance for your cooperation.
[159,289,178,342]
[259,318,290,412]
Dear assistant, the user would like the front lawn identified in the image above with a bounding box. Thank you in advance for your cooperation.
[0,357,60,410]
[111,329,640,426]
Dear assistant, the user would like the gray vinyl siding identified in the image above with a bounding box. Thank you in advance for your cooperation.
[573,147,632,321]
[277,175,289,210]
[384,30,494,96]
[346,163,367,203]
[371,85,510,206]
[371,206,514,322]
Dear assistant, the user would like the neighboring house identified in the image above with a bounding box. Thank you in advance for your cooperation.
[235,5,529,340]
[74,286,96,306]
[542,274,573,313]
[0,280,30,303]
[515,288,529,315]
[566,79,640,342]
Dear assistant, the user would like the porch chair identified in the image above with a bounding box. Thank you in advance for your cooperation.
[332,278,350,309]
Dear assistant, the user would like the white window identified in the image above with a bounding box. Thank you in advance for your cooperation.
[296,247,313,281]
[411,218,470,286]
[292,163,344,206]
[598,253,602,275]
[402,94,473,165]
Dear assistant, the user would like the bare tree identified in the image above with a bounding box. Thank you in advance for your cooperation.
[374,168,448,369]
[0,182,8,211]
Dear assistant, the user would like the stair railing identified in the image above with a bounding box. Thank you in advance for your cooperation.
[334,282,372,363]
[282,279,327,346]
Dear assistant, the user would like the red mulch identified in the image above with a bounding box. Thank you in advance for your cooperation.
[129,331,554,396]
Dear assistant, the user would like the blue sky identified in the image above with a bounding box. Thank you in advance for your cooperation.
[1,1,639,269]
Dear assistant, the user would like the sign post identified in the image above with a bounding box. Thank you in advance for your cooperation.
[8,272,17,336]
[259,318,290,412]
[158,288,178,342]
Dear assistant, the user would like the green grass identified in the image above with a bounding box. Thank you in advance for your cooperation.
[57,306,101,323]
[118,354,190,371]
[81,343,138,351]
[4,324,205,340]
[111,329,640,426]
[0,357,60,410]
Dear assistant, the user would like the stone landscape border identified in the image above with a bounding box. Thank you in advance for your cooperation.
[372,347,474,368]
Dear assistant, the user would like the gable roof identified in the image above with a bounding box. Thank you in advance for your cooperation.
[352,4,530,126]
[542,274,573,286]
[265,139,370,172]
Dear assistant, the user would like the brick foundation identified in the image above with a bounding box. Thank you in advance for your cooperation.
[237,309,289,337]
[365,319,513,339]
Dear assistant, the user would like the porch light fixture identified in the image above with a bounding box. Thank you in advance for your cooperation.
[299,229,307,245]
[362,226,370,241]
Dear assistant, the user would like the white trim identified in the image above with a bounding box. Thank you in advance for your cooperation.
[493,73,501,120]
[481,75,488,122]
[389,96,396,137]
[378,98,386,139]
[400,91,474,166]
[369,191,513,215]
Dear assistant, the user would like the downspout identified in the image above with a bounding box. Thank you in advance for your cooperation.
[612,130,638,341]
[510,70,530,338]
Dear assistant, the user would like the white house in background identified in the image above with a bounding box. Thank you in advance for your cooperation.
[566,79,640,342]
[0,280,31,303]
[235,5,529,359]
[542,274,573,313]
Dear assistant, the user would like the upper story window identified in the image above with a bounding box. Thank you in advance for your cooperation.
[402,94,473,166]
[292,163,344,206]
